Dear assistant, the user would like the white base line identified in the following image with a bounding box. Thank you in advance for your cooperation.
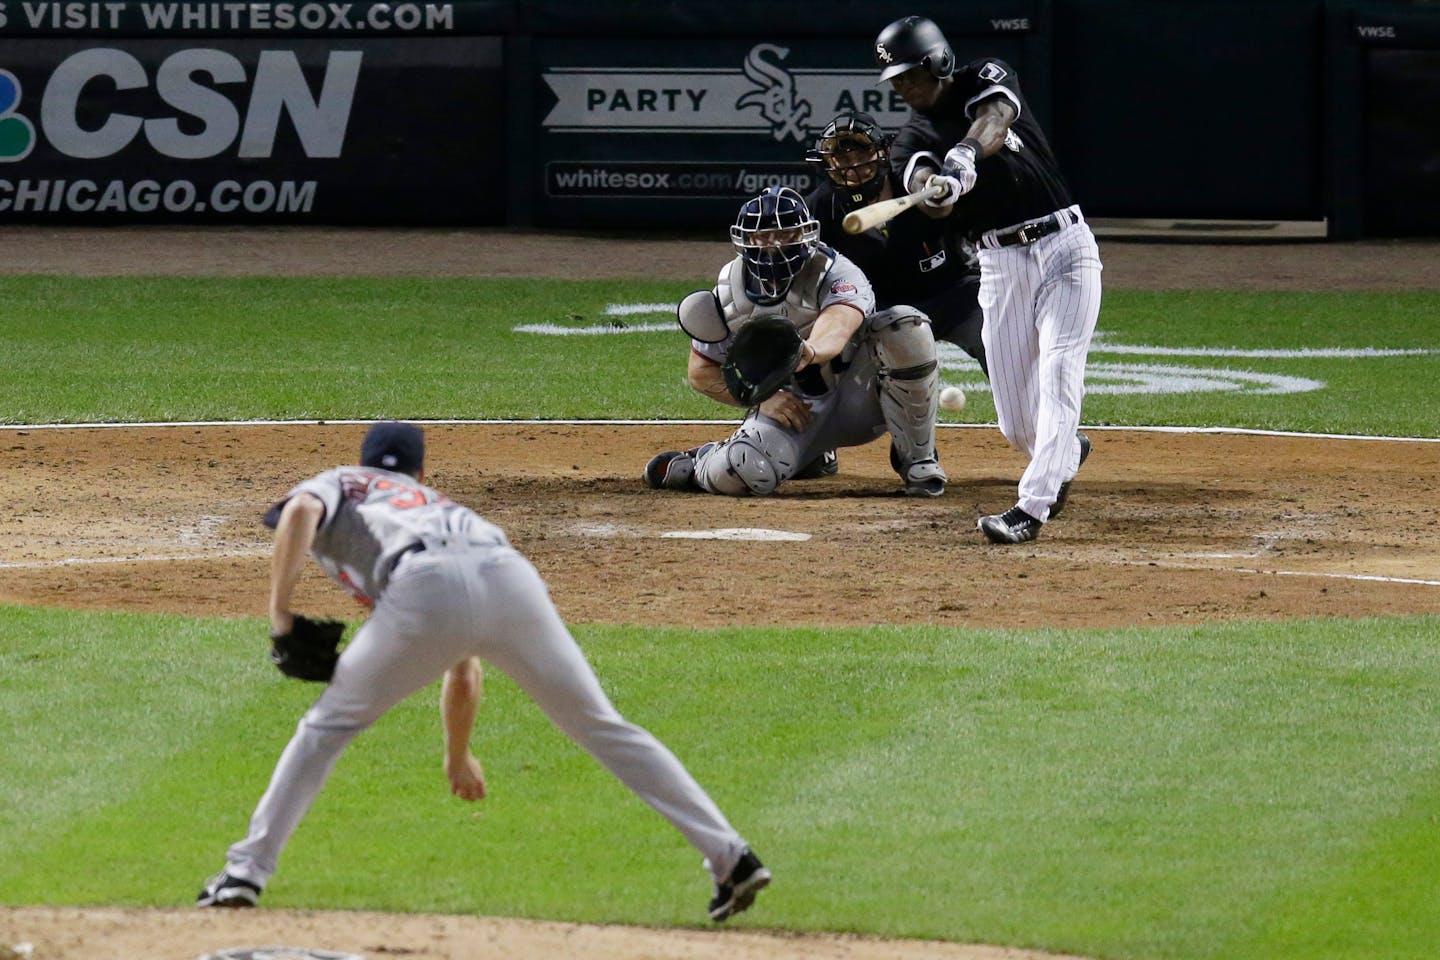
[0,419,1435,444]
[0,548,269,570]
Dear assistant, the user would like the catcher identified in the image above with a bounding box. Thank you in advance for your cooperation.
[643,185,946,497]
[198,421,770,922]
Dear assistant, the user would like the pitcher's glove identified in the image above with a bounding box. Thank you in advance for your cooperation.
[722,315,805,407]
[269,615,346,682]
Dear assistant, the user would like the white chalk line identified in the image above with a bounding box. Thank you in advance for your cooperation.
[1104,557,1440,587]
[0,548,269,570]
[0,419,1435,444]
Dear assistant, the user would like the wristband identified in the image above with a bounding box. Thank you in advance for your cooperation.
[958,137,984,160]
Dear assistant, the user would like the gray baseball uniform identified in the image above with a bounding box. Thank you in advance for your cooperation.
[221,466,750,891]
[688,250,942,495]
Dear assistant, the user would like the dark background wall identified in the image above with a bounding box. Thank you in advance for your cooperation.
[0,0,1436,236]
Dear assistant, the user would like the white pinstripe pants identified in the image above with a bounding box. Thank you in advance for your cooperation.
[978,208,1103,521]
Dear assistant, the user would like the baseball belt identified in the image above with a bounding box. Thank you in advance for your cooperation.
[979,207,1081,250]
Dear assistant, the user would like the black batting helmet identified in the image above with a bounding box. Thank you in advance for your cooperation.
[805,112,894,207]
[874,16,956,82]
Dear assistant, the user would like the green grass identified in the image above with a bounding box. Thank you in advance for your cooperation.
[1,276,1437,436]
[1083,290,1440,436]
[4,607,1440,960]
[4,272,1440,958]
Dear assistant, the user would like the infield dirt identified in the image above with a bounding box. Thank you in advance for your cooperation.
[2,227,1437,960]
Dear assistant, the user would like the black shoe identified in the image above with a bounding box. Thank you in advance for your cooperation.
[708,846,771,922]
[196,871,261,908]
[978,506,1041,544]
[793,449,839,480]
[643,444,710,491]
[1050,432,1091,519]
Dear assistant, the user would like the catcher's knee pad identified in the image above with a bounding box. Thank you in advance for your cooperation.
[697,438,778,496]
[870,306,937,372]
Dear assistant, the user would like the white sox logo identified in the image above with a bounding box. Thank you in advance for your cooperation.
[735,44,811,142]
[876,43,894,64]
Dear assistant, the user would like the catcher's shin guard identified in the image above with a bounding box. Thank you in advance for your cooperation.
[871,311,944,494]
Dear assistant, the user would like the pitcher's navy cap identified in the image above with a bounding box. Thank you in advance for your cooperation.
[360,421,424,476]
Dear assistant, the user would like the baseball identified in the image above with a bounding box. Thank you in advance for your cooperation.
[939,386,967,412]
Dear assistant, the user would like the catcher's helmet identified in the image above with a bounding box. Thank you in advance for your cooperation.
[874,15,956,82]
[806,112,894,208]
[730,185,820,305]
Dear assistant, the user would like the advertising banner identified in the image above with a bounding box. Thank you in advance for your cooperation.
[0,36,503,223]
[531,33,1030,227]
[0,0,509,37]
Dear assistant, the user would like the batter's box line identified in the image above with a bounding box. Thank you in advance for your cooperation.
[1108,557,1440,587]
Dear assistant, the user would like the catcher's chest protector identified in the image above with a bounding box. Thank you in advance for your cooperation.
[717,249,837,340]
[718,255,856,398]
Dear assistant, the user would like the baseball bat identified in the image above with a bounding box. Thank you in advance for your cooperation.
[842,181,947,235]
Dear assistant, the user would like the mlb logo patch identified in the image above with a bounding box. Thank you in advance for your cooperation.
[979,62,1008,83]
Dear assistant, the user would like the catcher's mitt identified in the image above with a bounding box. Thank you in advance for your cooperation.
[269,615,346,682]
[722,314,805,407]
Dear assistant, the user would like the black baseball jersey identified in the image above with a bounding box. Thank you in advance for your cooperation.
[806,174,976,310]
[890,58,1073,235]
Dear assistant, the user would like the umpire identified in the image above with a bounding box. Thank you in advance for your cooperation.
[805,111,987,376]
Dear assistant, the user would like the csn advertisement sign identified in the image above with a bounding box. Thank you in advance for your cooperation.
[0,36,502,223]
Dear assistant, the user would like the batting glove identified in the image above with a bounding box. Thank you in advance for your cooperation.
[923,174,964,207]
[940,142,980,195]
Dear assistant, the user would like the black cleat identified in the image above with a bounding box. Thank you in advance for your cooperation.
[709,846,771,922]
[978,506,1042,544]
[793,449,839,480]
[644,445,709,491]
[1050,432,1091,519]
[196,871,262,908]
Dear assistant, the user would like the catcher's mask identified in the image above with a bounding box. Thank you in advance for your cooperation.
[806,112,893,208]
[730,185,820,306]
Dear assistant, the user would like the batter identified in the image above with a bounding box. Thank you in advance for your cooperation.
[197,421,771,922]
[877,15,1102,542]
